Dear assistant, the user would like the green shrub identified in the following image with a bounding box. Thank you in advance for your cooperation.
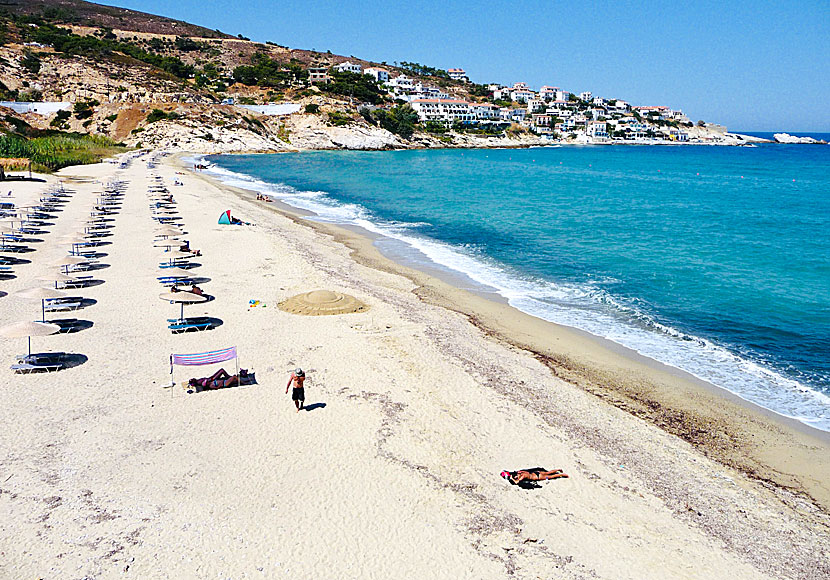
[50,109,71,127]
[145,109,169,123]
[21,51,41,73]
[327,111,353,127]
[304,104,319,114]
[105,114,118,122]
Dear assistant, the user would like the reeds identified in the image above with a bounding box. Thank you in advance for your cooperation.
[0,133,126,172]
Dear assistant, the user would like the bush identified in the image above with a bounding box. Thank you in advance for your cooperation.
[145,109,169,123]
[105,114,118,122]
[73,99,98,120]
[232,54,307,87]
[304,103,319,114]
[372,104,418,139]
[322,70,384,105]
[50,109,71,127]
[327,111,353,127]
[21,51,41,73]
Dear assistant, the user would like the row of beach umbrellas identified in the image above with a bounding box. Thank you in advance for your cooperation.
[0,176,129,370]
[147,170,211,330]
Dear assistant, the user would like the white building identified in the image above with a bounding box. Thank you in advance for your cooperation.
[510,83,535,103]
[364,67,389,83]
[539,86,559,100]
[555,89,571,102]
[592,96,607,107]
[469,103,501,120]
[527,98,546,113]
[387,74,416,93]
[579,91,592,102]
[335,61,362,74]
[410,98,474,124]
[0,101,72,115]
[531,113,553,133]
[587,120,608,139]
[447,68,468,82]
[307,67,330,84]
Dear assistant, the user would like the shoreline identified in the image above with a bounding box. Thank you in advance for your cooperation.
[182,152,830,513]
[4,151,828,578]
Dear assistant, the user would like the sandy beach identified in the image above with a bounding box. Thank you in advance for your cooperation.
[1,152,828,579]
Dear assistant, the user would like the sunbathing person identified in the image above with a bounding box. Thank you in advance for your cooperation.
[500,468,568,486]
[188,368,238,389]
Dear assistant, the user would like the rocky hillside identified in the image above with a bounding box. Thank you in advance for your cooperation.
[0,1,752,155]
[0,0,502,152]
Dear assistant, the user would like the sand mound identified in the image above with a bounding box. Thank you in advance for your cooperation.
[278,289,367,316]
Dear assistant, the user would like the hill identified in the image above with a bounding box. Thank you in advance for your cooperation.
[0,0,232,38]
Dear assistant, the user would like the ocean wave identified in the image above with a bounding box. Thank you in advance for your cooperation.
[201,156,830,431]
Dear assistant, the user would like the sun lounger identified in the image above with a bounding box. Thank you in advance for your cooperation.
[44,300,83,312]
[11,362,63,373]
[168,317,215,333]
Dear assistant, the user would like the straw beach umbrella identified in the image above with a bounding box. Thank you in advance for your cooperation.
[159,291,207,321]
[0,320,61,357]
[278,290,368,316]
[54,255,90,274]
[16,287,67,321]
[38,272,78,289]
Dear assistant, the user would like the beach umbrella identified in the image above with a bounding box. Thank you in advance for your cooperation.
[54,255,90,274]
[38,272,77,289]
[17,287,67,322]
[278,290,368,316]
[153,240,182,250]
[159,250,193,266]
[155,226,184,237]
[159,291,207,321]
[0,320,61,357]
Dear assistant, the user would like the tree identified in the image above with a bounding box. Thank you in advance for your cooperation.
[21,51,41,74]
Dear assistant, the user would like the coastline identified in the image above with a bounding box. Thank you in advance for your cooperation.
[3,151,828,578]
[183,152,830,512]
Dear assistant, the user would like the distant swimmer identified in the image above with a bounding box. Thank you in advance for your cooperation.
[286,368,306,412]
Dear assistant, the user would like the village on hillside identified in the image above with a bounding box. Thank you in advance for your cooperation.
[0,4,774,160]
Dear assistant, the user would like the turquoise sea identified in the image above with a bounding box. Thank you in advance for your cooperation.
[204,136,830,431]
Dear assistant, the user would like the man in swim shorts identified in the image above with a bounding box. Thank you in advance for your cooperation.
[286,368,306,412]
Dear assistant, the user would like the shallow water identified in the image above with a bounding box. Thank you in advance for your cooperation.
[206,139,830,430]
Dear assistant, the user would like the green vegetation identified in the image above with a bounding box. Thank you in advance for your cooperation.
[0,132,125,172]
[468,83,491,97]
[105,113,118,122]
[23,22,195,79]
[322,70,385,105]
[50,109,71,128]
[327,111,353,127]
[21,51,41,73]
[145,109,179,123]
[174,36,207,52]
[232,53,308,87]
[362,104,418,139]
[397,61,449,79]
[304,104,320,114]
[73,99,99,120]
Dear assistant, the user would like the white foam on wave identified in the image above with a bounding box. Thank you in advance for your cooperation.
[200,156,830,431]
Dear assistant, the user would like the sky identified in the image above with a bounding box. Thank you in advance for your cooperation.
[97,0,829,132]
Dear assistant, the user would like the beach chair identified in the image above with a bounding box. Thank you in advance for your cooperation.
[168,317,215,333]
[11,362,63,373]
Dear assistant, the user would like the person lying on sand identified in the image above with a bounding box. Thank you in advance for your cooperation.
[189,368,238,389]
[501,468,568,486]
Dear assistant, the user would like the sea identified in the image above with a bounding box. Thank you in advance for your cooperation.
[201,133,830,432]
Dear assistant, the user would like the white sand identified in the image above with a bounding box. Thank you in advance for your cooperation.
[0,153,827,579]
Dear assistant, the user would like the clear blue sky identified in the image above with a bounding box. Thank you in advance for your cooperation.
[99,0,829,132]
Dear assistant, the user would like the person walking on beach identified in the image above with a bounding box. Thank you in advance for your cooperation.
[286,368,306,412]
